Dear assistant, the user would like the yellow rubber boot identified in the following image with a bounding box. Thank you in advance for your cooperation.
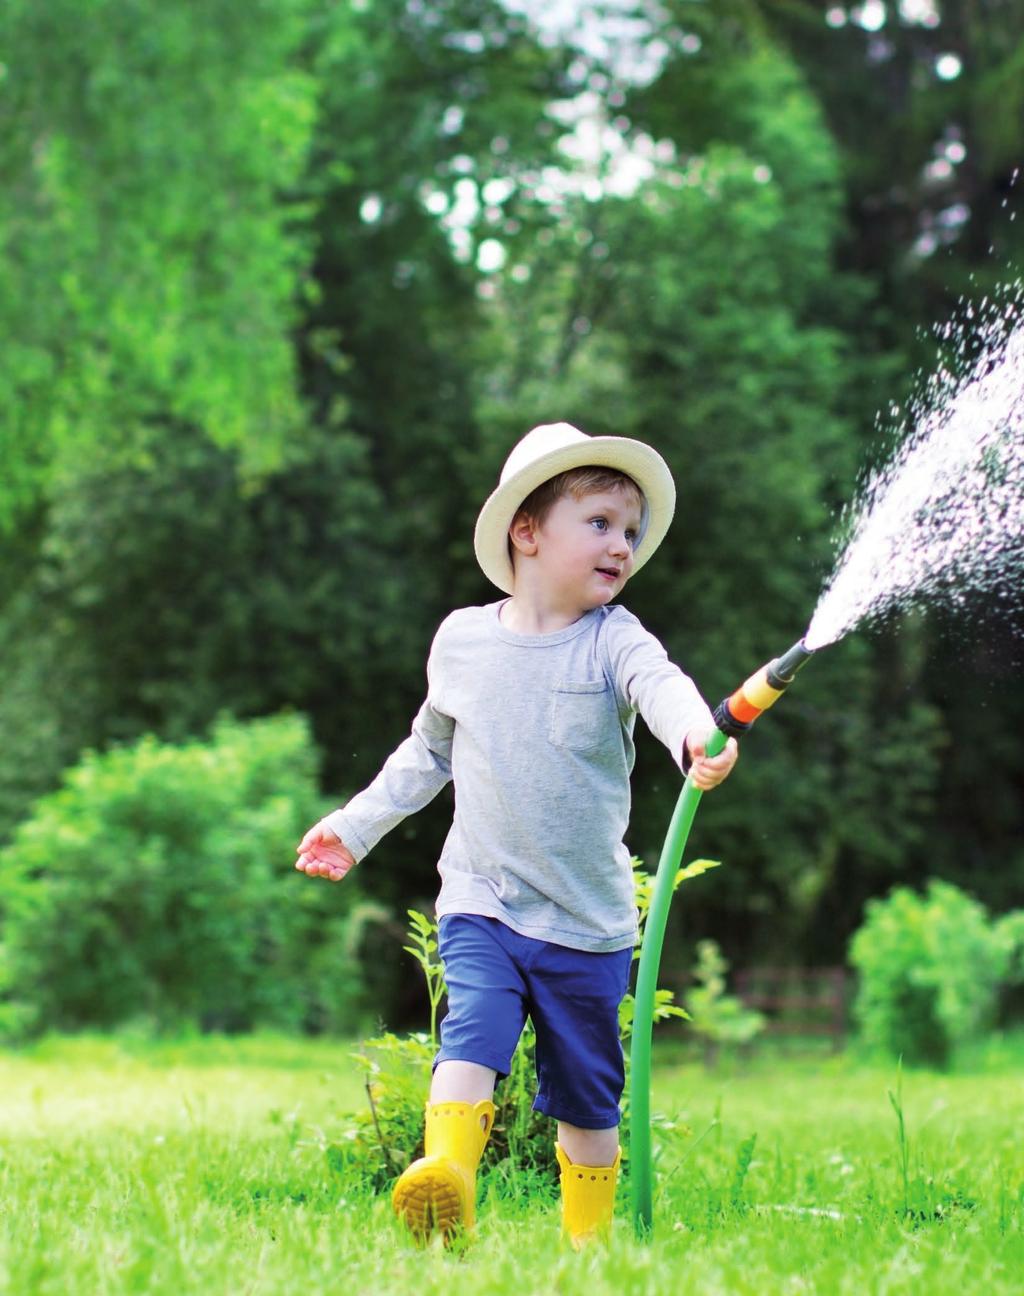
[556,1143,621,1248]
[392,1100,495,1243]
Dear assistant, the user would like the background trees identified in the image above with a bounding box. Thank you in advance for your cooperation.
[1,0,1021,1027]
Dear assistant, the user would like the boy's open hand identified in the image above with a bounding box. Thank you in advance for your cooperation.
[684,728,739,791]
[295,821,356,882]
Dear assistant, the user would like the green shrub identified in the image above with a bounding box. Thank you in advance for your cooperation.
[849,880,1013,1066]
[995,910,1024,985]
[0,714,375,1038]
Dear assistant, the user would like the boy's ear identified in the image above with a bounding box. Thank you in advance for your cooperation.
[508,512,539,557]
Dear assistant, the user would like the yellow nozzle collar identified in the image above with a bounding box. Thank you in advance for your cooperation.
[741,666,784,712]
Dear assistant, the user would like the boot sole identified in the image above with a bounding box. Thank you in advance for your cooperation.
[392,1162,467,1241]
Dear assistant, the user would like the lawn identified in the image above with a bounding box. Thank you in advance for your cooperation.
[1,1034,1021,1294]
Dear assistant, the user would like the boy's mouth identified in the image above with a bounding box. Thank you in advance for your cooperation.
[596,567,620,580]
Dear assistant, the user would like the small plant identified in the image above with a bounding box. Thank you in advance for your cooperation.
[619,856,721,1038]
[888,1060,911,1216]
[683,940,766,1064]
[325,1031,437,1193]
[729,1133,758,1211]
[886,1061,977,1223]
[401,910,446,1047]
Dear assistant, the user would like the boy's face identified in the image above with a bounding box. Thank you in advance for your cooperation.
[515,485,643,612]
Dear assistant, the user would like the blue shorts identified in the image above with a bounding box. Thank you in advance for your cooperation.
[435,914,633,1130]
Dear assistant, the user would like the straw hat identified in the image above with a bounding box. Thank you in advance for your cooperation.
[474,422,676,594]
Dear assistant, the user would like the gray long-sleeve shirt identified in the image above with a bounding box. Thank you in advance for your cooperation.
[325,601,713,952]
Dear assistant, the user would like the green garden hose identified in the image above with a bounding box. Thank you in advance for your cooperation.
[629,638,814,1240]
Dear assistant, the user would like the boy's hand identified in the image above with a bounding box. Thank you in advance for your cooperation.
[684,728,739,792]
[295,821,356,882]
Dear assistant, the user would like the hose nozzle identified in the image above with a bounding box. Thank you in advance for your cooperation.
[766,639,814,688]
[712,637,815,740]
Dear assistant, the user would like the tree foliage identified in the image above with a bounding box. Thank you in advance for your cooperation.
[0,0,316,527]
[0,0,1022,1023]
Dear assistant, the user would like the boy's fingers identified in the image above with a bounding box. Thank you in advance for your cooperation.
[295,848,354,881]
[690,742,738,789]
[297,821,342,853]
[702,740,739,769]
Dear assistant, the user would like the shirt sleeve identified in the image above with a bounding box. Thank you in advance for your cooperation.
[323,637,454,862]
[602,609,714,772]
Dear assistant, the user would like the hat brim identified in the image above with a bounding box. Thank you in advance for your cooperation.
[474,436,676,595]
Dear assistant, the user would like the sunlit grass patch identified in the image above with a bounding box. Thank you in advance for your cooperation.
[1,1035,1021,1295]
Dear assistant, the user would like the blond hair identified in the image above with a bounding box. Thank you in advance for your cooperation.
[512,466,643,529]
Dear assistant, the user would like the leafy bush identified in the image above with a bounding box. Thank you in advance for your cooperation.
[994,910,1024,985]
[0,714,376,1038]
[849,880,1013,1066]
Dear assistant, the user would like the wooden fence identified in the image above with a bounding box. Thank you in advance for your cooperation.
[735,966,850,1050]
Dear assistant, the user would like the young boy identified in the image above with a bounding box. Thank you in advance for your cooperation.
[295,422,738,1245]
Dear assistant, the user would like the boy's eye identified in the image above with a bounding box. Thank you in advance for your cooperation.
[590,516,638,544]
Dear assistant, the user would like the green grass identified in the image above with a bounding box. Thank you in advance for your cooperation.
[1,1034,1022,1294]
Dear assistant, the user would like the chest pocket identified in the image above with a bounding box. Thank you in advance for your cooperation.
[548,679,613,752]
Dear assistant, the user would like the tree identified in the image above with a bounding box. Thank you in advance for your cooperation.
[0,0,317,531]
